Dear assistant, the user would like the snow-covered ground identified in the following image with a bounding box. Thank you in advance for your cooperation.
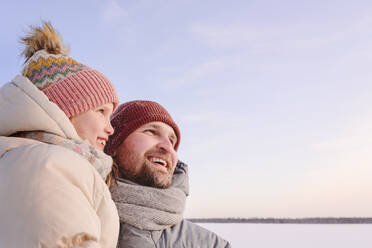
[199,223,372,248]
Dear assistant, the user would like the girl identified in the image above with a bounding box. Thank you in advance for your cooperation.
[0,22,119,248]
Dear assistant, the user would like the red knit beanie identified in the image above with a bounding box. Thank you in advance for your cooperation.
[105,100,180,156]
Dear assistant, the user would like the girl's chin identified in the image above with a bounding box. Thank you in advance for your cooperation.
[96,144,105,151]
[89,140,104,151]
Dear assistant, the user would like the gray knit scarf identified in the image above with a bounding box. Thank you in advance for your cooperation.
[111,161,189,231]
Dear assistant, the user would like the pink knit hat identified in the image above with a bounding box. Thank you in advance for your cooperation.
[104,100,181,156]
[21,22,118,117]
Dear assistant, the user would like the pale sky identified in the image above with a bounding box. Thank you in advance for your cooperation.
[1,0,372,218]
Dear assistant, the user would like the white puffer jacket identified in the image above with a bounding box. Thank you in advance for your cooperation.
[0,76,119,248]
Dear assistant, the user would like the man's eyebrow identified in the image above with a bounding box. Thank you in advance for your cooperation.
[145,123,177,143]
[146,123,160,129]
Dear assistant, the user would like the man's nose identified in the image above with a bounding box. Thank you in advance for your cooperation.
[156,136,174,153]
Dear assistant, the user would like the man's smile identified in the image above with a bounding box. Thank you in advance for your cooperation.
[148,156,170,172]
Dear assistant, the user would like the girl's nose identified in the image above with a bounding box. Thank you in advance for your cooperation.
[106,120,114,135]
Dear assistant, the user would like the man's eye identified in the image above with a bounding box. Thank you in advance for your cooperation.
[144,129,155,134]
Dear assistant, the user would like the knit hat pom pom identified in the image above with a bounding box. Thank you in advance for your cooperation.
[21,21,69,61]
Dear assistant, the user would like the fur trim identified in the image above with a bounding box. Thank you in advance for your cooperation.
[21,22,69,61]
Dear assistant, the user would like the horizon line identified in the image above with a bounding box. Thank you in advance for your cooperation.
[187,217,372,224]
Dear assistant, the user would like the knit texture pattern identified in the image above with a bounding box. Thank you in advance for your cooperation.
[22,50,87,90]
[105,100,180,156]
[22,50,118,118]
[111,161,188,231]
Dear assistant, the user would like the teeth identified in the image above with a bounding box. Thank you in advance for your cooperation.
[98,140,106,146]
[150,157,167,167]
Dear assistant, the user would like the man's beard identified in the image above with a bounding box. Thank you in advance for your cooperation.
[118,149,175,189]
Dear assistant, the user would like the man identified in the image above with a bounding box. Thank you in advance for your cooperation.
[105,100,231,248]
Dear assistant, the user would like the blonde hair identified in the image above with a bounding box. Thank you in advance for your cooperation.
[106,159,119,188]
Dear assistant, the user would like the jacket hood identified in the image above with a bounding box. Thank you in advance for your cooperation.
[0,75,80,139]
[0,75,81,158]
[171,160,189,196]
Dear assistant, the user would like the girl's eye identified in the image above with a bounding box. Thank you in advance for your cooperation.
[97,108,105,114]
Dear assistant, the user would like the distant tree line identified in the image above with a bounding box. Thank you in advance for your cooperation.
[187,217,372,224]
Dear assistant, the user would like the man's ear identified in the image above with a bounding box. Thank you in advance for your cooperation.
[112,150,117,157]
